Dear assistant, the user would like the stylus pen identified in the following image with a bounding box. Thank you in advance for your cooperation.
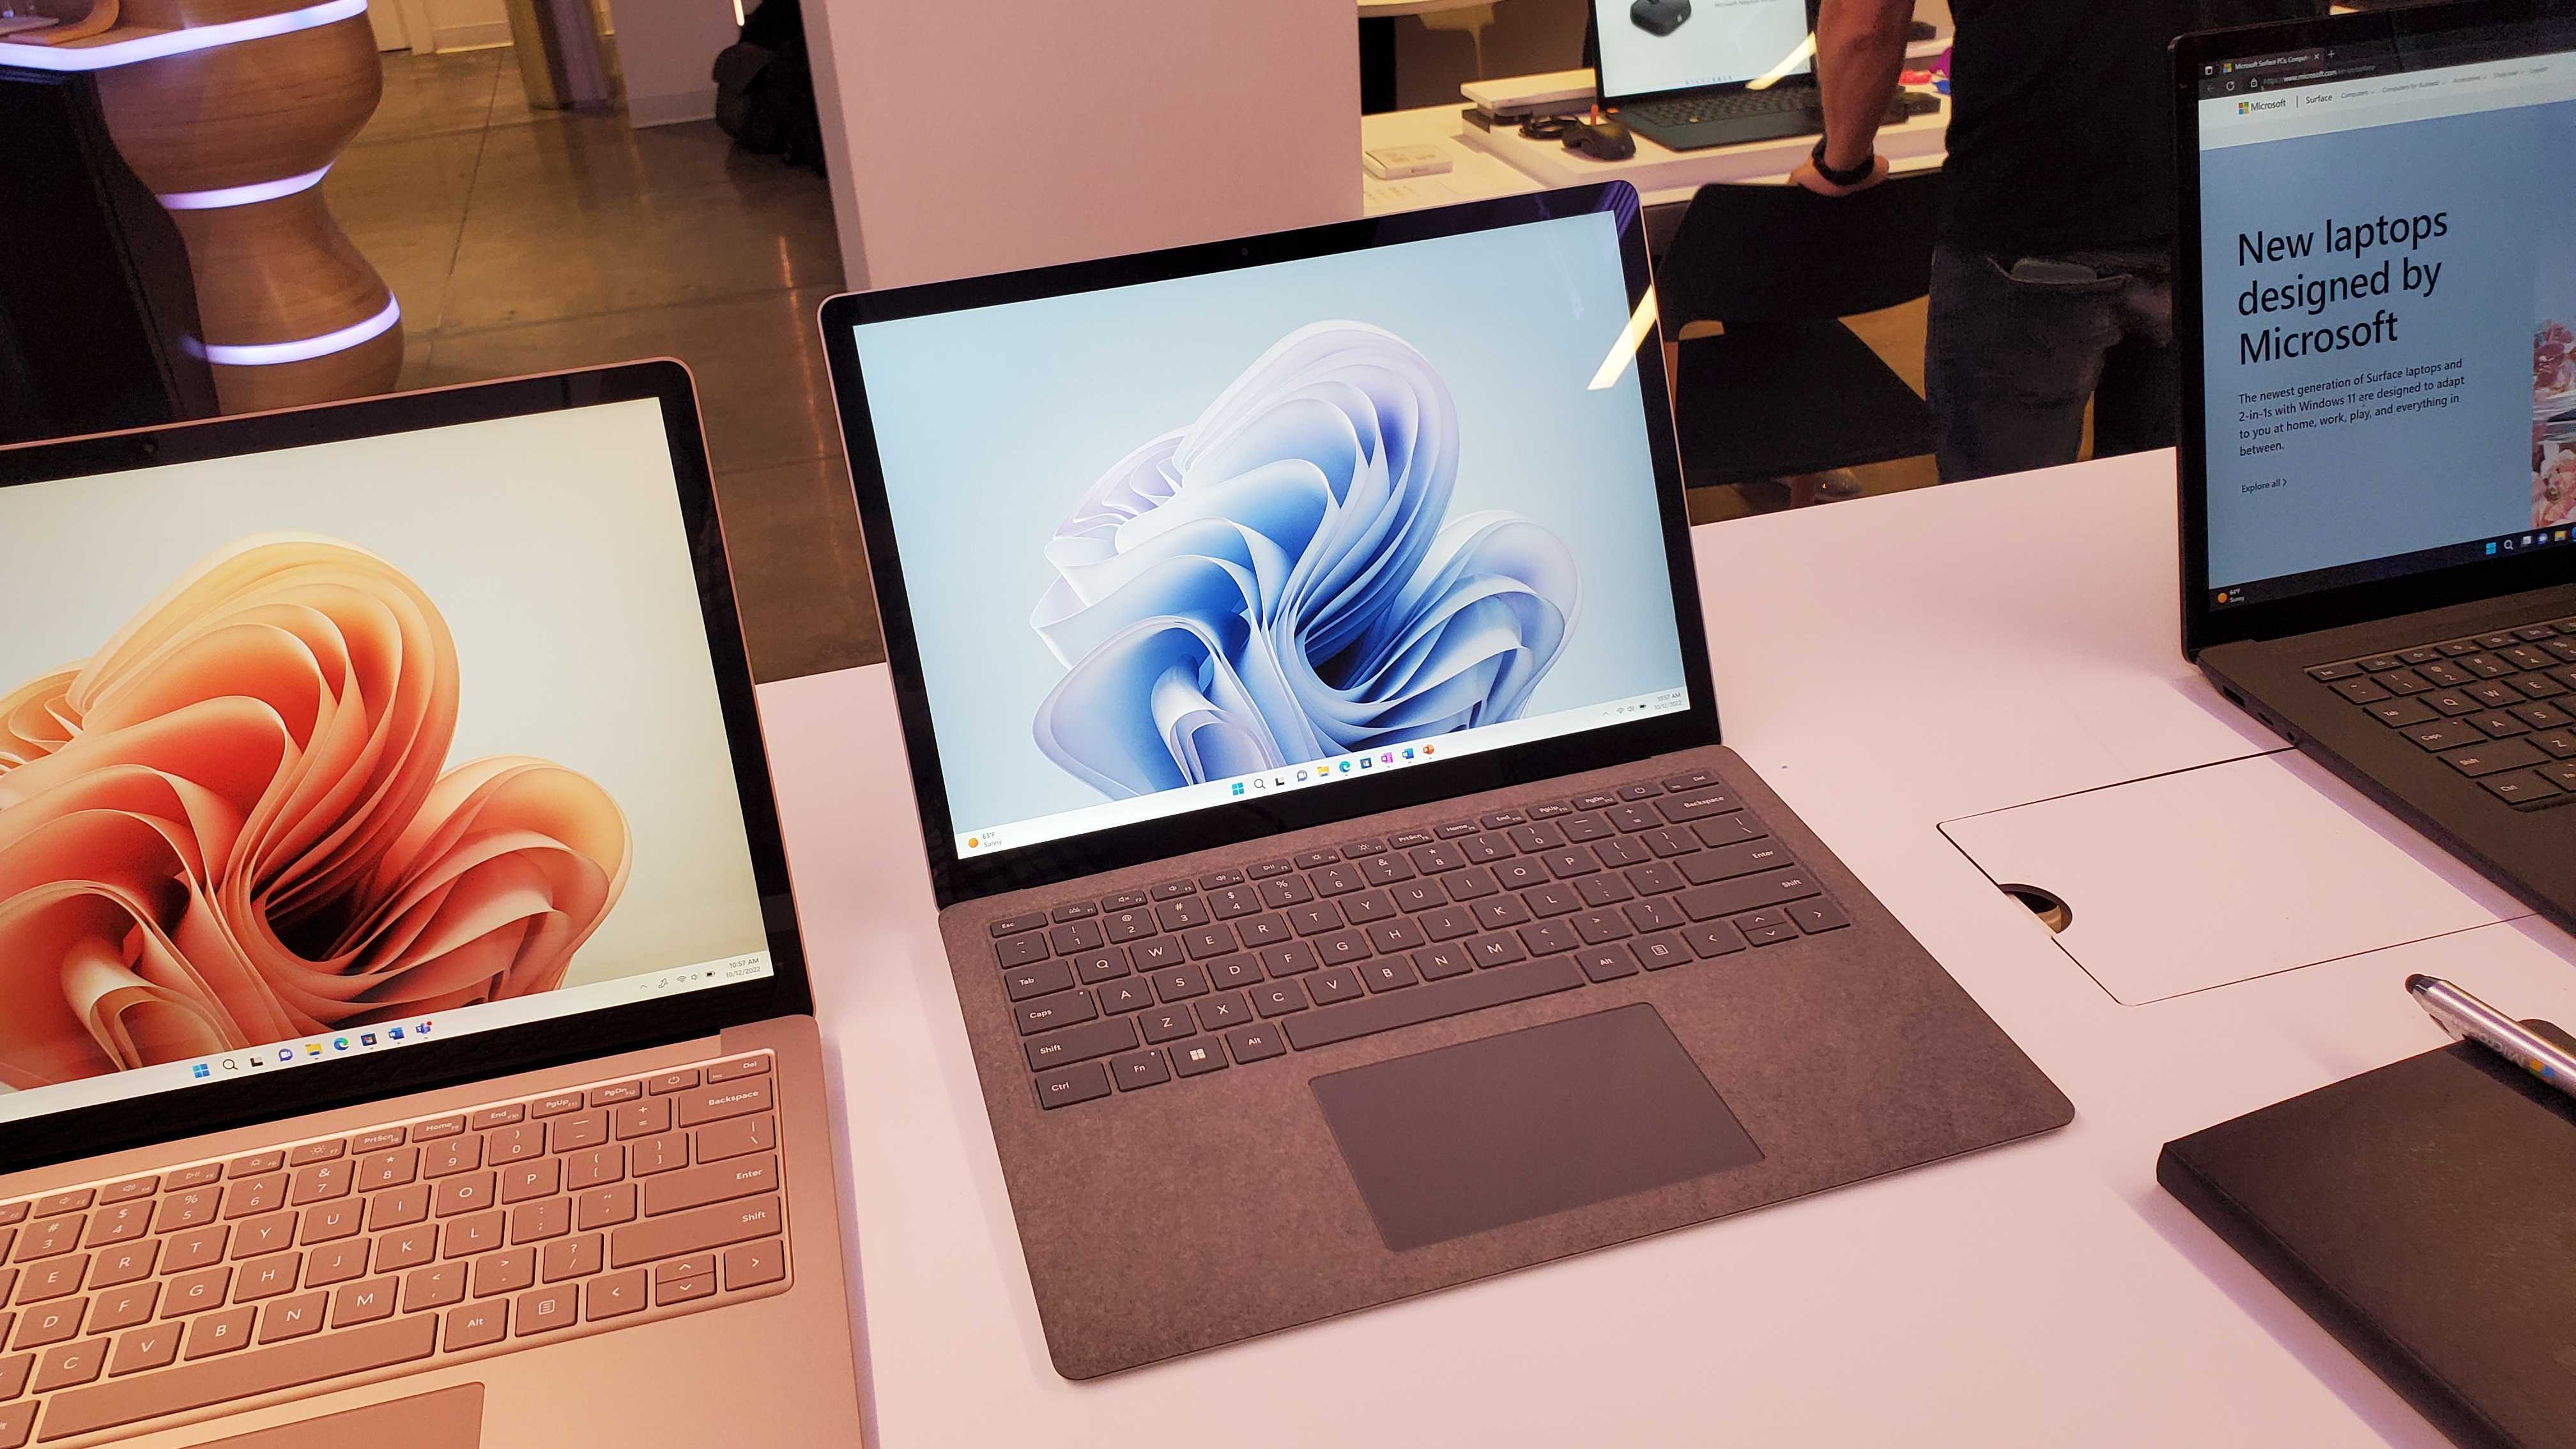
[2407,974,2576,1105]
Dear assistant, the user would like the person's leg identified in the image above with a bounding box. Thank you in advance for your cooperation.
[1924,246,2121,484]
[2089,267,2179,461]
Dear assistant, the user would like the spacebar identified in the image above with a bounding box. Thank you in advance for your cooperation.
[1284,956,1584,1051]
[42,1315,437,1441]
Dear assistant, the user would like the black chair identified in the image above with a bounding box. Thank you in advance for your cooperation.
[1656,169,1943,489]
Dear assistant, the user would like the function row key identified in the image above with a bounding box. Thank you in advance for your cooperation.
[988,910,1048,939]
[98,1176,158,1204]
[286,1140,346,1168]
[1050,901,1098,923]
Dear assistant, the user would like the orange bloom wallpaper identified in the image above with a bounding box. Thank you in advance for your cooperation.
[0,537,631,1089]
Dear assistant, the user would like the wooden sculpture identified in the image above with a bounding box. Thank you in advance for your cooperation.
[4,0,399,411]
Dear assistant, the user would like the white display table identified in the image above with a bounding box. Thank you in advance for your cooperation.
[759,451,2563,1446]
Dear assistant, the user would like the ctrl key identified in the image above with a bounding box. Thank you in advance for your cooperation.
[1034,1061,1112,1110]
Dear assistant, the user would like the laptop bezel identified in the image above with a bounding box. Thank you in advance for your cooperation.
[2175,0,2576,659]
[0,362,815,1176]
[1588,0,1821,112]
[818,181,1722,912]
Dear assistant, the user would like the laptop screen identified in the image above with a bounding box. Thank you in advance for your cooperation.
[1593,0,1813,102]
[0,399,774,1126]
[847,209,1692,863]
[2192,27,2576,610]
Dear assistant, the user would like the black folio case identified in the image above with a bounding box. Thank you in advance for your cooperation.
[2159,1025,2576,1449]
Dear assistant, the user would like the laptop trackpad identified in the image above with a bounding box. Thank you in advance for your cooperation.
[1310,1004,1761,1252]
[194,1384,484,1448]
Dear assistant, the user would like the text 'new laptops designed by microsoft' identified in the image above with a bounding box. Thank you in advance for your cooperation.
[820,183,2071,1379]
[2177,1,2576,932]
[0,367,862,1448]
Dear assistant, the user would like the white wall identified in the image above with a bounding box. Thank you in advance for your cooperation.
[803,0,1361,291]
[416,0,510,52]
[601,0,739,125]
[1393,0,1588,111]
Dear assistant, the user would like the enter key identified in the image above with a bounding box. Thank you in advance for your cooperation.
[641,1153,780,1217]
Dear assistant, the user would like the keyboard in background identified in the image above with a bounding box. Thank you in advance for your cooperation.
[2311,616,2576,808]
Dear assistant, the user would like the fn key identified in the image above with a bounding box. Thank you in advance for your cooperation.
[1035,1061,1111,1109]
[1788,898,1848,934]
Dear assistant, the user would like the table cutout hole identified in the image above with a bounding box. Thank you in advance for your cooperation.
[2000,884,2071,935]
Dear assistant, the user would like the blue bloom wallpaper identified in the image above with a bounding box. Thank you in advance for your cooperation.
[1030,322,1579,799]
[853,212,1687,839]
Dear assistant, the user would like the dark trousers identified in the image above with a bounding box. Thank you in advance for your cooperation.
[1923,244,2178,484]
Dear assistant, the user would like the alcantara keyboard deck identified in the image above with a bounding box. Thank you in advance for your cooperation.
[2310,615,2576,808]
[990,770,1849,1110]
[0,1052,786,1446]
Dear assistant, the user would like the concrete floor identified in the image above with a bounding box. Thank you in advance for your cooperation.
[330,47,878,684]
[328,47,1946,676]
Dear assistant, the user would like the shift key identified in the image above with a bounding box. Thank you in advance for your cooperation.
[611,1195,783,1269]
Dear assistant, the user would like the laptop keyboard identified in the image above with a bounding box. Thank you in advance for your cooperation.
[0,1053,786,1447]
[1624,90,1819,128]
[2309,615,2576,809]
[992,770,1848,1110]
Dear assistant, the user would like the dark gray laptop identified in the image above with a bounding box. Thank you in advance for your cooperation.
[2177,3,2576,934]
[1591,0,1866,151]
[818,183,2070,1378]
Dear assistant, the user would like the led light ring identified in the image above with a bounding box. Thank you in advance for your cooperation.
[187,295,399,367]
[157,163,332,210]
[0,0,367,72]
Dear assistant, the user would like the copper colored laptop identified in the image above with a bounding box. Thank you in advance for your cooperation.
[0,365,864,1448]
[819,183,2071,1378]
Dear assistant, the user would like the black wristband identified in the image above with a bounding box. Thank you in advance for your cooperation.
[1809,135,1876,188]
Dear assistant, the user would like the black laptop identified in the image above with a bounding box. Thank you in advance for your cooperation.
[817,182,2070,1379]
[2177,0,2576,931]
[1591,0,1902,151]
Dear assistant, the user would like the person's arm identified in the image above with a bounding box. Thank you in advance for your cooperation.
[1792,0,1914,195]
